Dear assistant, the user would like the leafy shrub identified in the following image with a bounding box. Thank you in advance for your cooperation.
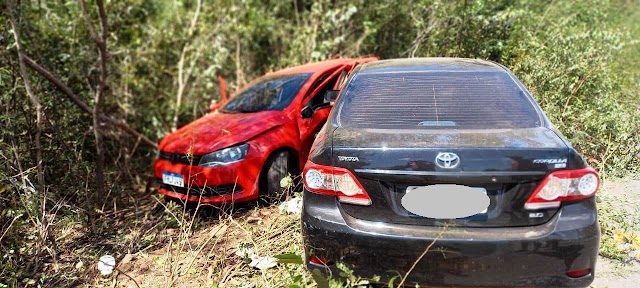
[503,0,639,177]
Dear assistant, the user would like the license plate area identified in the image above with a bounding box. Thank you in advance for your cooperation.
[162,171,184,187]
[389,183,504,220]
[406,185,488,214]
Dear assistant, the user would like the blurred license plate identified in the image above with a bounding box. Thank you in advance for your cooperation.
[162,172,184,187]
[406,186,488,214]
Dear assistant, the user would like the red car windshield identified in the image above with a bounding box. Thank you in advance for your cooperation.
[221,73,311,113]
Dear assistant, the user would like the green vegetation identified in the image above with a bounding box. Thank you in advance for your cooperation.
[597,180,640,263]
[1,0,639,287]
[598,194,640,262]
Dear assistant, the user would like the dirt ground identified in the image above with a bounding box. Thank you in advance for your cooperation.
[593,257,640,288]
[101,179,640,288]
[591,179,640,288]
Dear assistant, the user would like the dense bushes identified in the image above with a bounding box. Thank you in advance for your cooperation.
[503,0,639,177]
[1,0,639,285]
[3,0,637,179]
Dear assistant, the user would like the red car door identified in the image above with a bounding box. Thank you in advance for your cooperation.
[297,60,366,163]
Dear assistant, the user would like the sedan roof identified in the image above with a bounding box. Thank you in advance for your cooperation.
[356,57,506,74]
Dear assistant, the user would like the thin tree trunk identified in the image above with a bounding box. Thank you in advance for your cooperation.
[80,0,109,207]
[457,0,469,55]
[235,36,244,90]
[6,0,47,272]
[172,0,202,131]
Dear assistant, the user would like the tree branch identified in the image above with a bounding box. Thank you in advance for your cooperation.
[172,0,202,131]
[79,0,110,201]
[96,0,108,42]
[6,0,47,273]
[79,0,100,45]
[23,56,157,148]
[6,0,46,196]
[23,56,92,112]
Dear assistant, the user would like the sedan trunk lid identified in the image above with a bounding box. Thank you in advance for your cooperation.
[331,126,571,227]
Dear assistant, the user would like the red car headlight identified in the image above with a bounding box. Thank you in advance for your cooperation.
[199,143,249,167]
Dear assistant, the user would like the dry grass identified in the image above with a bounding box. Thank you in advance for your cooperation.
[0,179,311,287]
[12,178,638,287]
[87,196,312,288]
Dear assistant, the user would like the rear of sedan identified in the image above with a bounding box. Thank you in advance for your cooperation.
[301,58,600,287]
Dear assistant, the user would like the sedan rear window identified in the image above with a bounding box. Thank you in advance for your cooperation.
[337,72,542,129]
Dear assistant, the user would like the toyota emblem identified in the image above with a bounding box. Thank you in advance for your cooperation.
[435,152,460,169]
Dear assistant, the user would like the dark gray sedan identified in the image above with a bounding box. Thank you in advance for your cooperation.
[301,58,600,287]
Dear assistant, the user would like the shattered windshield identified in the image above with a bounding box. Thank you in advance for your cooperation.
[221,73,311,113]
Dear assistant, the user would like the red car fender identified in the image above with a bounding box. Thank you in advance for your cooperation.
[248,120,303,170]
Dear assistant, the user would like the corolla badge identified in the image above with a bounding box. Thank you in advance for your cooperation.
[435,152,460,169]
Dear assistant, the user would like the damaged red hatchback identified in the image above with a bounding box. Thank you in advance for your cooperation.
[154,57,376,204]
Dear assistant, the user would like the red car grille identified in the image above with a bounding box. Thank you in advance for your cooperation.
[158,151,203,165]
[158,182,242,197]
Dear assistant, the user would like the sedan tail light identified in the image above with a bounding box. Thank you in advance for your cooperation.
[566,268,591,278]
[303,161,371,206]
[524,168,599,210]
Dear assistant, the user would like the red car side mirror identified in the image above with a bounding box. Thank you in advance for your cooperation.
[301,106,314,119]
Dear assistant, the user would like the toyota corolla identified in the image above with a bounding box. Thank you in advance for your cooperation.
[154,57,376,204]
[302,58,600,287]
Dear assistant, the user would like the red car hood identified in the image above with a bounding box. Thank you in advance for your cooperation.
[159,110,288,155]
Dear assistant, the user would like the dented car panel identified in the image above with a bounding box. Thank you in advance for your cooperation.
[301,58,600,287]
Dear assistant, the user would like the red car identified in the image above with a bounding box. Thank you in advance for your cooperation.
[154,57,377,204]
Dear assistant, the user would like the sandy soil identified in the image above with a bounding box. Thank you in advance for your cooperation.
[592,257,640,288]
[591,178,640,288]
[599,179,640,200]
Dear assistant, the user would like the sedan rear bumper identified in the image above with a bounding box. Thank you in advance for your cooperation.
[301,191,600,287]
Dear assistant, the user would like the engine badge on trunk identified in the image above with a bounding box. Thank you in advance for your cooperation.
[401,184,490,219]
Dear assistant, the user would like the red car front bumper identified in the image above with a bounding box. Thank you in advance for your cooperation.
[153,152,264,204]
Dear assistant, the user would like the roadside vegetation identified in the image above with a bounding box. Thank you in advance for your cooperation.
[1,0,639,287]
